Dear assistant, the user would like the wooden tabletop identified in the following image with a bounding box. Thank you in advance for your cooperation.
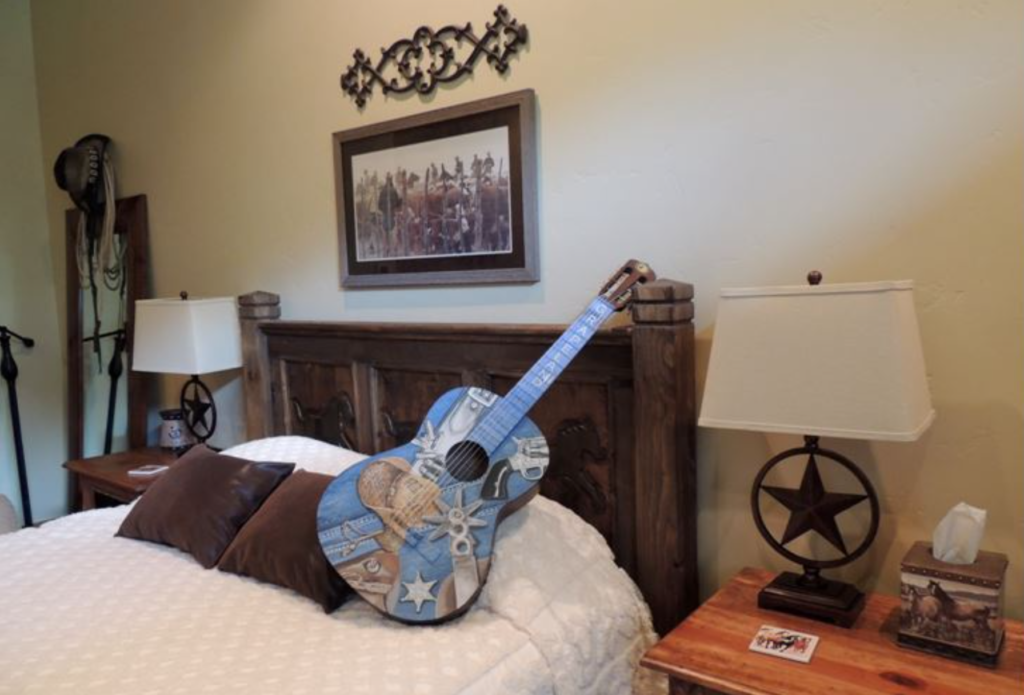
[642,567,1024,695]
[64,447,177,494]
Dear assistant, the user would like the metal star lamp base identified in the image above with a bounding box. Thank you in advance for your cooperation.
[757,569,866,628]
[751,436,880,628]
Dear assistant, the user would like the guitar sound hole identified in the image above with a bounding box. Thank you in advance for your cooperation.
[445,441,489,482]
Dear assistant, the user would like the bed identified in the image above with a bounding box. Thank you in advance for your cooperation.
[0,278,696,694]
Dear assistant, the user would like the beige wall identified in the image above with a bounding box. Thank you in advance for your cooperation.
[29,1,1023,614]
[0,0,66,523]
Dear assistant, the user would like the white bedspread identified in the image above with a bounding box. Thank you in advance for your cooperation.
[0,438,665,695]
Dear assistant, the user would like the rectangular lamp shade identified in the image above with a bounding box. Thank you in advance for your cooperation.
[132,297,242,376]
[698,280,935,442]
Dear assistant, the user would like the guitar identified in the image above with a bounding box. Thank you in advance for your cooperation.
[317,260,655,623]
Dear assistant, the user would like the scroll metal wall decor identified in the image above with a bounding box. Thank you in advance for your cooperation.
[341,5,529,109]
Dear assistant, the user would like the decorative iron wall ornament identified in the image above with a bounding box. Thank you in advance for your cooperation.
[341,5,529,109]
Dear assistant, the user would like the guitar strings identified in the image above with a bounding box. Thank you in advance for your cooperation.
[401,300,611,513]
[401,356,530,494]
[398,297,616,518]
[422,353,552,490]
[409,329,587,505]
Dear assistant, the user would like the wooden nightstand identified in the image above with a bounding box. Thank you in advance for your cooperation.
[642,567,1024,695]
[64,448,177,511]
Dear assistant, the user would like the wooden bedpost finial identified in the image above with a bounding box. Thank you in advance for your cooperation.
[238,291,281,321]
[631,279,695,325]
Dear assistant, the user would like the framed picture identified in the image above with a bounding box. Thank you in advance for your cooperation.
[333,89,538,288]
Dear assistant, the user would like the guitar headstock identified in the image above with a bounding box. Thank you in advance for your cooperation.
[599,260,656,311]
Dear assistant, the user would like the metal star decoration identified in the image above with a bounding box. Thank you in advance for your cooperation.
[182,392,211,432]
[400,571,438,613]
[762,454,868,555]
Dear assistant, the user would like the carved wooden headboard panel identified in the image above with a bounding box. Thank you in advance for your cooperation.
[237,280,696,634]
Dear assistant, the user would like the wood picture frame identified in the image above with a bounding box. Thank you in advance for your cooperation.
[333,89,538,288]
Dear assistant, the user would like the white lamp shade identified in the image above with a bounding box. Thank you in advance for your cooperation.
[132,297,242,375]
[699,280,935,442]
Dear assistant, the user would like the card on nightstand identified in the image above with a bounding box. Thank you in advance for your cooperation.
[127,464,169,477]
[749,624,820,663]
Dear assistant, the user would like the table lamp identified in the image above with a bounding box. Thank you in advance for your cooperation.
[132,293,242,446]
[699,272,934,627]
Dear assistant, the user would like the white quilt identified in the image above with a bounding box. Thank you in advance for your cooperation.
[0,437,666,695]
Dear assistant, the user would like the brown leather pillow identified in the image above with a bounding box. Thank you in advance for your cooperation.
[116,445,294,569]
[217,470,351,613]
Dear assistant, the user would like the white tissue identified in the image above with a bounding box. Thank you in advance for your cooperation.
[932,502,987,564]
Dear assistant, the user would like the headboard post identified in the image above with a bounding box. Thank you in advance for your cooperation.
[630,278,697,635]
[238,291,281,440]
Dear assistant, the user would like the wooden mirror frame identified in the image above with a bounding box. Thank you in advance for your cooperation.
[65,194,152,460]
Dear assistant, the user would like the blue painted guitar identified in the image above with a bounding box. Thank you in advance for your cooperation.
[317,261,655,623]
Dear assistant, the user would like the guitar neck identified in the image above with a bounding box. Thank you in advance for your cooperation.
[472,296,616,455]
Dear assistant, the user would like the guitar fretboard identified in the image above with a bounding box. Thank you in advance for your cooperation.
[472,297,616,455]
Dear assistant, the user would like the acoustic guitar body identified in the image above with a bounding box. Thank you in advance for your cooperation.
[318,259,655,623]
[317,386,548,624]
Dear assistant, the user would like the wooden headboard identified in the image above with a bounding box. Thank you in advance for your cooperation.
[237,280,697,634]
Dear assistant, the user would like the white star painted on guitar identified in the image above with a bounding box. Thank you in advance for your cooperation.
[400,571,437,613]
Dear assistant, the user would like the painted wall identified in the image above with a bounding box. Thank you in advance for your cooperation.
[0,0,66,524]
[29,1,1023,614]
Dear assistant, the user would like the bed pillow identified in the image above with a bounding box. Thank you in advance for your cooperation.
[116,445,294,568]
[223,436,366,477]
[217,470,350,612]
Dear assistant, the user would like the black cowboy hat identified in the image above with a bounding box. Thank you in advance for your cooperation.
[54,133,112,214]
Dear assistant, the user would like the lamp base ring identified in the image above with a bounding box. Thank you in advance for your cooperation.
[750,437,880,570]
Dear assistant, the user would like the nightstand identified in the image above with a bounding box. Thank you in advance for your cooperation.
[64,448,177,511]
[642,567,1024,695]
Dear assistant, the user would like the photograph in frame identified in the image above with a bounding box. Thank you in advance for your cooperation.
[333,90,538,288]
[351,126,513,263]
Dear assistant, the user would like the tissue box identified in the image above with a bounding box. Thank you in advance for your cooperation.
[898,541,1008,667]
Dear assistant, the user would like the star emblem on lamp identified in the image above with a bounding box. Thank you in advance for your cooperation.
[181,380,215,440]
[699,271,934,628]
[762,454,868,555]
